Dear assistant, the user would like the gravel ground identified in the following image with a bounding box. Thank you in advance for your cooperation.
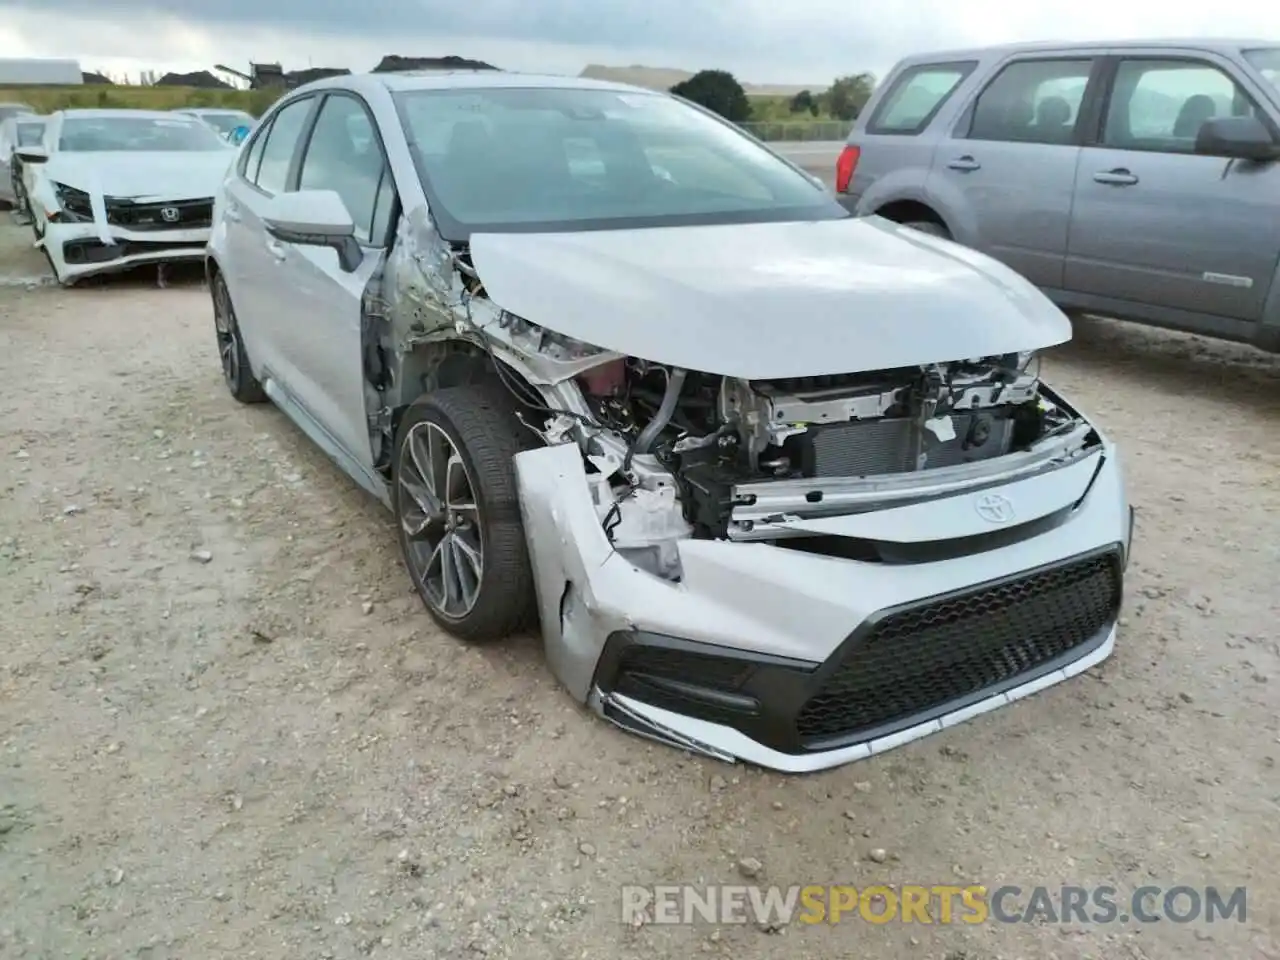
[1,221,1278,960]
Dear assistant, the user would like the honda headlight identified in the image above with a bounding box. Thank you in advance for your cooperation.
[51,182,94,223]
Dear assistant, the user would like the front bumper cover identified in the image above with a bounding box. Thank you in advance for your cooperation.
[37,219,209,284]
[514,439,1131,773]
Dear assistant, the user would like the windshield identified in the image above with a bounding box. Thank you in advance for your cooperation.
[395,86,843,237]
[196,111,254,136]
[58,115,228,152]
[1244,48,1280,92]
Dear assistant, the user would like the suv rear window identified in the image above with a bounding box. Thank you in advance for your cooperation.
[866,61,977,135]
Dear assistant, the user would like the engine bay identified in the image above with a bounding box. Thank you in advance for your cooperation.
[440,291,1093,581]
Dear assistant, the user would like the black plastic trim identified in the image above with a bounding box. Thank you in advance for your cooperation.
[595,543,1124,757]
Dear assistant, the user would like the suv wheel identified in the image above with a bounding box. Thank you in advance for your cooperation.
[393,383,540,642]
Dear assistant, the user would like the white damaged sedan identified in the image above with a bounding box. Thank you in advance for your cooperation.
[21,109,235,284]
[207,72,1134,773]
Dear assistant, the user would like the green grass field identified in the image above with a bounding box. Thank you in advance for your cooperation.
[0,84,272,116]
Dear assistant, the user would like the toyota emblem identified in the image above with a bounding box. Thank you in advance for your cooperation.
[160,206,180,223]
[974,492,1015,524]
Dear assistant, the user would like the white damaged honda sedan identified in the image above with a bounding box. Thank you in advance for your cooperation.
[206,70,1134,773]
[22,109,235,284]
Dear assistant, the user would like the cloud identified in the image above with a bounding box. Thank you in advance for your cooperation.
[2,0,1277,85]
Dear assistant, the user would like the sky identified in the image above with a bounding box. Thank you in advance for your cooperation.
[0,0,1276,86]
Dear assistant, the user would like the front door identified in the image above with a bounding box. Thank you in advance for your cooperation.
[263,92,400,474]
[928,55,1101,289]
[1065,53,1280,324]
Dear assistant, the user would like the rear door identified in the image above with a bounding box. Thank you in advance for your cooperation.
[1065,51,1280,326]
[219,94,319,385]
[928,54,1104,288]
[264,91,399,471]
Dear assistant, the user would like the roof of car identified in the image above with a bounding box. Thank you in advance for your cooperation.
[58,108,205,120]
[292,69,659,98]
[177,107,252,115]
[899,37,1275,63]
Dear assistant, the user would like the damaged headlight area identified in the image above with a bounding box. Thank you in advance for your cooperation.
[49,181,94,223]
[494,331,1099,581]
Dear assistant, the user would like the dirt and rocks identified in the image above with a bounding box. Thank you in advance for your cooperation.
[1,221,1278,959]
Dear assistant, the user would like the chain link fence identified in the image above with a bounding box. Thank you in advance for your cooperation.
[738,120,851,141]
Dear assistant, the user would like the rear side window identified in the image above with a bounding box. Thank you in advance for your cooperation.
[866,61,977,135]
[967,59,1095,144]
[252,97,314,194]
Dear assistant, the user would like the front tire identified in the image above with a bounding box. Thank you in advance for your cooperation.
[393,383,540,642]
[211,272,267,404]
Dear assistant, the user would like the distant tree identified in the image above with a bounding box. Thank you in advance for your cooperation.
[788,89,814,115]
[670,69,751,123]
[826,72,876,121]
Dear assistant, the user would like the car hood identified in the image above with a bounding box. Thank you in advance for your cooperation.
[45,149,234,200]
[468,217,1072,379]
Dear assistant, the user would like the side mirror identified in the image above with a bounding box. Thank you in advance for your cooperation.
[229,125,250,146]
[1194,116,1280,162]
[15,146,47,164]
[261,189,363,272]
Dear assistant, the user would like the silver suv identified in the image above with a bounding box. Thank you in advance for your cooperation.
[838,39,1280,352]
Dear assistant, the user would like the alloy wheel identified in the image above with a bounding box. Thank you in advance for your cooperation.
[398,421,484,620]
[212,278,240,388]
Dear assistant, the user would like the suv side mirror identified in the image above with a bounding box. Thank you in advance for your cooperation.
[15,146,47,164]
[261,189,363,272]
[1194,116,1280,162]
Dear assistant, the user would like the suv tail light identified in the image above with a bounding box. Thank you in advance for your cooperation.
[835,145,861,194]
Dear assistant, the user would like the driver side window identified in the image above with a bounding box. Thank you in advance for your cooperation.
[1103,58,1264,153]
[297,94,397,246]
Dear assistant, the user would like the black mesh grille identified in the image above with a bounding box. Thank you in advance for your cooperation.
[106,197,213,230]
[795,551,1121,745]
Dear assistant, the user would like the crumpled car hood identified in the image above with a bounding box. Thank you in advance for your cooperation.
[44,149,234,200]
[468,216,1072,379]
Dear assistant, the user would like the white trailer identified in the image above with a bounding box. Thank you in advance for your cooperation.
[0,58,83,85]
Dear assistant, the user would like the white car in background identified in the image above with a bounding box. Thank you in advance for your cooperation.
[0,112,44,211]
[19,108,236,284]
[173,107,257,143]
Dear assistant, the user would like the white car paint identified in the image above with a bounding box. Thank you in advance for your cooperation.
[469,216,1071,378]
[26,109,236,284]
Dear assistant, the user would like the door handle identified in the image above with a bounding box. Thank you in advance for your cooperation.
[1093,169,1139,186]
[265,239,287,262]
[947,155,982,172]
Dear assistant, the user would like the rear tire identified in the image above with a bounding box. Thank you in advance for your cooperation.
[393,383,541,642]
[903,220,951,239]
[211,272,267,404]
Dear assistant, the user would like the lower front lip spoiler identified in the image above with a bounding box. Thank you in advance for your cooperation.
[594,623,1118,773]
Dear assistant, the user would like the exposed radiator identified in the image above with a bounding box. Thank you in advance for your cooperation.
[804,412,1014,478]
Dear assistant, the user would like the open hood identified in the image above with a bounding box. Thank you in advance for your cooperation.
[45,149,234,201]
[468,217,1072,379]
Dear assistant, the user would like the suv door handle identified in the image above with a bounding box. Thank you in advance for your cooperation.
[1093,169,1139,186]
[265,239,287,262]
[947,155,982,172]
